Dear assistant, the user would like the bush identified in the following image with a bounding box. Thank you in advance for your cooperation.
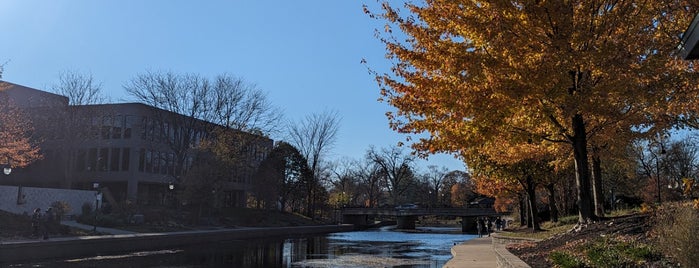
[50,201,71,220]
[654,203,699,267]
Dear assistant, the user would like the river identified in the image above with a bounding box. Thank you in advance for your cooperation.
[8,226,475,268]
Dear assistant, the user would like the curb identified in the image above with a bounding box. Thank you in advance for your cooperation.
[492,233,539,268]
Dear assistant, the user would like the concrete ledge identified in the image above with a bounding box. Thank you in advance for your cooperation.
[492,233,539,268]
[0,224,354,263]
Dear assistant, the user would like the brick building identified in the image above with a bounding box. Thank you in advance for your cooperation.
[1,81,272,207]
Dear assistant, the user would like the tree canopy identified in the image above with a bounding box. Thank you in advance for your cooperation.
[368,0,699,223]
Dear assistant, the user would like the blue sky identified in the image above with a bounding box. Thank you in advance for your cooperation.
[0,1,465,172]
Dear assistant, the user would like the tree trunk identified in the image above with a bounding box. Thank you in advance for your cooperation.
[571,113,596,223]
[526,175,541,231]
[519,195,527,226]
[591,149,605,218]
[546,183,559,222]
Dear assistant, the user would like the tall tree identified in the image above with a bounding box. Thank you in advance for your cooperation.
[367,1,699,224]
[48,71,107,187]
[288,110,341,218]
[366,145,416,205]
[252,141,310,211]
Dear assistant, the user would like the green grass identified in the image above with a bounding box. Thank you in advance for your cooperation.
[499,215,578,240]
[549,251,587,268]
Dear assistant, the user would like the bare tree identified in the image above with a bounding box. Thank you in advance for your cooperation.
[287,110,341,218]
[424,165,449,207]
[124,71,210,178]
[52,70,106,105]
[45,71,108,188]
[210,74,283,135]
[366,146,416,205]
[124,70,281,209]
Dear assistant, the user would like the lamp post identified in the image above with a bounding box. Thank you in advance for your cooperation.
[650,136,666,204]
[3,156,11,175]
[92,182,101,232]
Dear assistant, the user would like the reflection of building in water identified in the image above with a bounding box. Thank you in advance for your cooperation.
[1,81,272,206]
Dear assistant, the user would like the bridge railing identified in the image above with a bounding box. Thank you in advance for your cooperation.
[341,207,503,217]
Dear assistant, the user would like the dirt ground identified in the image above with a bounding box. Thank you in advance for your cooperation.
[507,214,661,267]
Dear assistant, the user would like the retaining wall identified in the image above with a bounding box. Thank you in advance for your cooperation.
[492,234,539,268]
[0,186,97,216]
[0,224,355,263]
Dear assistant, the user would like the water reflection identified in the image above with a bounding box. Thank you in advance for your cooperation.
[9,227,474,268]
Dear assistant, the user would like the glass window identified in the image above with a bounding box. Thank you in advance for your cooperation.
[88,148,97,172]
[99,148,109,171]
[76,149,86,172]
[122,148,131,171]
[101,126,111,139]
[153,151,161,174]
[145,150,153,173]
[138,148,145,172]
[110,148,120,171]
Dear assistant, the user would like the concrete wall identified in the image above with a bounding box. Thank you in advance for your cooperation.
[492,234,539,268]
[0,185,98,216]
[0,224,355,263]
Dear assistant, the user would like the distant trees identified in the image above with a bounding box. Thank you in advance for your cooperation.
[252,141,311,212]
[366,146,415,205]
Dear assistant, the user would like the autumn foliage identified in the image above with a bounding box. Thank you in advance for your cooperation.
[0,85,41,168]
[368,1,699,223]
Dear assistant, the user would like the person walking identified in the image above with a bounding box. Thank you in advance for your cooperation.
[41,207,54,240]
[31,208,41,238]
[486,217,492,237]
[476,217,485,238]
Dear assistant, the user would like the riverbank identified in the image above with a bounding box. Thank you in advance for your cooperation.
[0,224,354,263]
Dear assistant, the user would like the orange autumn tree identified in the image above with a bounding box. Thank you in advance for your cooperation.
[368,1,699,224]
[0,85,41,169]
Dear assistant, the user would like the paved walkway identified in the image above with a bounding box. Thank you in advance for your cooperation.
[61,220,138,235]
[444,236,497,268]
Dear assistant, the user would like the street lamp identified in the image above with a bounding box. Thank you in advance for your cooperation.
[3,157,11,175]
[92,182,101,232]
[650,135,667,204]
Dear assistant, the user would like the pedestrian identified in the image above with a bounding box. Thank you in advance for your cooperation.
[495,217,503,231]
[476,217,485,238]
[42,207,54,240]
[31,208,41,238]
[486,217,492,237]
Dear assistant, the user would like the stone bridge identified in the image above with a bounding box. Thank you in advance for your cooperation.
[341,207,504,232]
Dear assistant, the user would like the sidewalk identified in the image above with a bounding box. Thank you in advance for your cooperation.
[60,220,137,235]
[443,236,497,268]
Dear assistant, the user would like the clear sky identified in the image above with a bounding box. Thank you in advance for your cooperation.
[0,1,466,172]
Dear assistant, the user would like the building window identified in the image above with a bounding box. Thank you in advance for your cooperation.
[145,150,153,173]
[99,148,109,171]
[110,148,120,171]
[138,148,145,172]
[88,148,97,172]
[122,148,131,171]
[101,126,111,139]
[76,149,86,172]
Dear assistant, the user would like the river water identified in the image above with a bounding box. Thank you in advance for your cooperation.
[9,226,475,268]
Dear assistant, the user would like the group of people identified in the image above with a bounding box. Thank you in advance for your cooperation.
[476,216,505,238]
[31,207,56,240]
